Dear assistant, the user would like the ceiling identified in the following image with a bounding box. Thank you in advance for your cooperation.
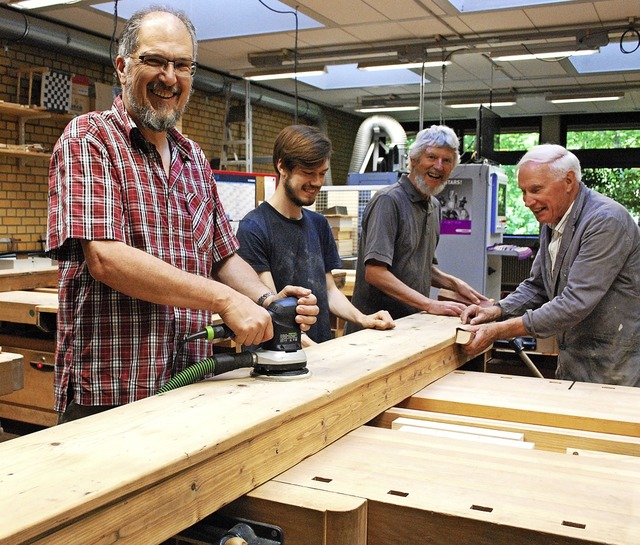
[4,0,640,123]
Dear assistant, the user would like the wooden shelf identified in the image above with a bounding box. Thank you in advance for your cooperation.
[0,148,51,160]
[0,101,74,162]
[0,101,51,119]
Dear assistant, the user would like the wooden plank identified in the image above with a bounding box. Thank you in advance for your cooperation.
[369,407,640,457]
[0,313,473,545]
[218,480,368,545]
[393,423,535,449]
[400,370,640,437]
[390,416,526,441]
[274,425,640,545]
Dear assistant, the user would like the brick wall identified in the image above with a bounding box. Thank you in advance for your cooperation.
[0,42,362,254]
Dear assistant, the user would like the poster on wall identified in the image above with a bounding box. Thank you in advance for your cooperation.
[439,177,472,235]
[216,179,255,234]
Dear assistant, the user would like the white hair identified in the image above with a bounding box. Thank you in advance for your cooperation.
[517,144,582,182]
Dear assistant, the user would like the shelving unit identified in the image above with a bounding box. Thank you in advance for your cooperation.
[0,100,56,161]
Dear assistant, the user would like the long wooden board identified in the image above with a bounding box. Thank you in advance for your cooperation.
[400,370,640,437]
[274,425,640,544]
[370,406,640,456]
[0,313,473,545]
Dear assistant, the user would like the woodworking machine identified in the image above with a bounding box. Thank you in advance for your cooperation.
[158,297,308,394]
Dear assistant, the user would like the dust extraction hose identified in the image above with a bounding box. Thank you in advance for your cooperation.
[157,352,256,394]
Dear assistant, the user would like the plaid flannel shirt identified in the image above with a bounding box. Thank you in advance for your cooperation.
[47,96,238,411]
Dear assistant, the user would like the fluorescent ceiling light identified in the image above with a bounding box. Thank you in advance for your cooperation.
[11,0,81,8]
[354,106,420,113]
[569,42,640,74]
[447,0,574,12]
[546,94,623,104]
[297,63,425,91]
[243,67,327,81]
[492,48,598,62]
[358,60,451,71]
[447,101,516,109]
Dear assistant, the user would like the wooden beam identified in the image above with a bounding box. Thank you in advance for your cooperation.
[400,370,640,437]
[218,480,368,545]
[0,313,472,545]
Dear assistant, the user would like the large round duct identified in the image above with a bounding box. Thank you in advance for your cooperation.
[348,114,407,174]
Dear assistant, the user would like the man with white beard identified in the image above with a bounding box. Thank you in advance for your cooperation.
[346,125,487,333]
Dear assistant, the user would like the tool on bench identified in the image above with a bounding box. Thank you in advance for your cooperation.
[158,297,308,394]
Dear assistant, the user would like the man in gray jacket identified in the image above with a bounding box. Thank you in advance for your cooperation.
[461,144,640,387]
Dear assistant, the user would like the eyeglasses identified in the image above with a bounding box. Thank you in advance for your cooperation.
[130,54,197,77]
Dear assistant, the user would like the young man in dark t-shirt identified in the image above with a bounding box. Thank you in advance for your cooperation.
[237,125,394,344]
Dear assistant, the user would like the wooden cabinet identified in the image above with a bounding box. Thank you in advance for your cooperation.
[0,338,56,426]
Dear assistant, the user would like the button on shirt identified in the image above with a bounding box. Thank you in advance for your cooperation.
[47,96,238,411]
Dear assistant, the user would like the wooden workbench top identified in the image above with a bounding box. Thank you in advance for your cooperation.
[274,424,640,544]
[401,370,640,437]
[0,313,473,545]
[0,258,57,293]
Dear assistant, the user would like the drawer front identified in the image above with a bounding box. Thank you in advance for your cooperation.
[0,345,56,426]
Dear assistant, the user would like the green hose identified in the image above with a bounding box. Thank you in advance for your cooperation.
[157,358,217,394]
[157,352,255,394]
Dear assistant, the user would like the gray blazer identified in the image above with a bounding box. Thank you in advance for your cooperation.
[500,183,640,386]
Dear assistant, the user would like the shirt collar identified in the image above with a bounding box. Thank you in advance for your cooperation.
[550,201,574,235]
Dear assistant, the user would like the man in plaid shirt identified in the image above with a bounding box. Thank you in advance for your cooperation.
[47,7,318,423]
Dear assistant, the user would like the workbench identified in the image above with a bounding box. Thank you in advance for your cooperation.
[0,257,57,293]
[0,313,476,545]
[1,312,638,545]
[214,371,639,545]
[0,260,58,426]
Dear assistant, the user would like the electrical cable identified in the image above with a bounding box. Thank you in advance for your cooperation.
[258,0,300,124]
[619,26,640,54]
[109,0,119,70]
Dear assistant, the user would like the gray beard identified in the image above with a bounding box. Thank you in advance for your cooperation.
[414,172,446,197]
[126,86,186,132]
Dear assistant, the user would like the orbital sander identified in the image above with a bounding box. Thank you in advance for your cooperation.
[157,297,308,394]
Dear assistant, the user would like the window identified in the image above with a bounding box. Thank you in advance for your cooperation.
[567,129,640,150]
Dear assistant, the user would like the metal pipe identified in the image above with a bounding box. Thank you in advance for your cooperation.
[0,6,322,122]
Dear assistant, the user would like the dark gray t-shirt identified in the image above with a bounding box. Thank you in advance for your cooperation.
[347,176,440,332]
